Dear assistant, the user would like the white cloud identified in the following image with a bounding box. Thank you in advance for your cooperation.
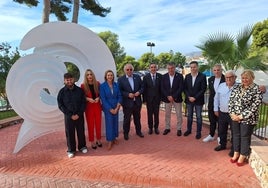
[0,0,267,58]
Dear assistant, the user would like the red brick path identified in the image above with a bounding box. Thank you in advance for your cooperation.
[0,107,261,187]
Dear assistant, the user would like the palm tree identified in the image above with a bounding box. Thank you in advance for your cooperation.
[196,25,267,72]
[72,0,111,23]
[13,0,111,23]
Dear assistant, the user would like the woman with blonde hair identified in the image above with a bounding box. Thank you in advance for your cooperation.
[81,69,102,149]
[228,70,263,166]
[100,70,122,150]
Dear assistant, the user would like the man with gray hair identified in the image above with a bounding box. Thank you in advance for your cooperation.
[118,63,144,140]
[203,64,225,143]
[213,70,236,152]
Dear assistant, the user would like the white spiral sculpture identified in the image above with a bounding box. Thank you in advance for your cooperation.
[6,21,117,153]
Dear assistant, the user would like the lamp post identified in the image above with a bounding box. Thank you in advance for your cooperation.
[146,42,155,63]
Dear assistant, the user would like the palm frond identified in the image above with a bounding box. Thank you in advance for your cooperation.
[236,25,253,58]
[240,56,268,72]
[196,32,235,65]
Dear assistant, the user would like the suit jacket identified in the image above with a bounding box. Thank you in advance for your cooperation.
[207,74,225,110]
[161,72,184,103]
[184,72,207,105]
[100,81,122,113]
[143,72,162,104]
[118,74,144,108]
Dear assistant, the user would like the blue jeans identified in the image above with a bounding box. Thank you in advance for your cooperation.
[186,104,203,135]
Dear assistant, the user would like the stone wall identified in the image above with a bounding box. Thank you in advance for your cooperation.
[250,136,268,188]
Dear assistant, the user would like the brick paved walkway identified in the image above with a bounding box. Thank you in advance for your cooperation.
[0,107,261,188]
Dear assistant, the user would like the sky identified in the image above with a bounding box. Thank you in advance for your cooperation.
[0,0,267,59]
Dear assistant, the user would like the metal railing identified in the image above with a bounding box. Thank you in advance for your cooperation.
[254,101,268,140]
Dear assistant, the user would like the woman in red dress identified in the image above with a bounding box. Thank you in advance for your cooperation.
[81,69,102,149]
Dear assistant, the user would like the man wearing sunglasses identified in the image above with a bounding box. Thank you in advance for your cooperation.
[118,64,144,140]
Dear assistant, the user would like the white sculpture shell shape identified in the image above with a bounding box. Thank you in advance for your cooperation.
[6,21,116,153]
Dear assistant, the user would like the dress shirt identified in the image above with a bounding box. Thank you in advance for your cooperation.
[213,77,221,91]
[214,82,235,113]
[127,75,134,90]
[191,73,198,86]
[169,74,174,88]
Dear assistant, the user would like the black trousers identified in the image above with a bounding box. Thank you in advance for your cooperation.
[218,112,232,147]
[64,115,86,153]
[232,121,254,156]
[146,97,160,129]
[122,102,142,135]
[208,109,218,137]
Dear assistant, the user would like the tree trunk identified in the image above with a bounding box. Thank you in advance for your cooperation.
[72,0,80,23]
[42,0,51,23]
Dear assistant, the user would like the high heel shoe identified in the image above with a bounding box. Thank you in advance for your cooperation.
[236,162,246,167]
[113,139,119,145]
[91,145,97,150]
[230,158,238,163]
[236,155,247,167]
[91,146,97,149]
[96,141,102,147]
[107,142,112,150]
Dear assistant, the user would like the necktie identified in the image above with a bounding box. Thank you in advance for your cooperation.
[152,74,156,86]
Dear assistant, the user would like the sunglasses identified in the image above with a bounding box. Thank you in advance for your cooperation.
[126,69,133,71]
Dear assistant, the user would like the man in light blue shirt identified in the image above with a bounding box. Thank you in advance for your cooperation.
[213,70,237,153]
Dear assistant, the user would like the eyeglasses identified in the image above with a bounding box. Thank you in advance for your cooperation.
[126,69,133,71]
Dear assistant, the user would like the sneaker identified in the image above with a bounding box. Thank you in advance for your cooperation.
[203,135,214,142]
[67,152,74,158]
[81,147,88,154]
[217,137,220,145]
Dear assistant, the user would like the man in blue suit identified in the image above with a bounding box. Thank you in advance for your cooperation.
[161,62,184,136]
[118,64,144,140]
[183,61,207,139]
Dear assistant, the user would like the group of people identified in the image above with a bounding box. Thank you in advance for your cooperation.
[57,69,122,158]
[57,61,265,166]
[203,64,265,166]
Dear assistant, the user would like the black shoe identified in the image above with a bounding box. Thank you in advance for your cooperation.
[91,144,97,150]
[228,150,234,157]
[96,141,102,147]
[148,129,153,135]
[163,129,170,135]
[183,131,191,136]
[195,134,201,139]
[137,132,144,138]
[214,145,226,151]
[124,134,129,140]
[154,128,160,135]
[177,130,182,136]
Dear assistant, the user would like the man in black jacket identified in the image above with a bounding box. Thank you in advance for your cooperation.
[161,62,184,136]
[183,61,207,139]
[203,64,225,143]
[57,73,87,158]
[143,63,162,135]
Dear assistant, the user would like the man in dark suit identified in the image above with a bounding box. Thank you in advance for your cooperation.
[203,64,225,143]
[118,63,144,140]
[161,62,184,136]
[183,61,207,139]
[143,63,162,135]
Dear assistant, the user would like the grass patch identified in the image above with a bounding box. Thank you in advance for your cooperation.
[0,110,18,120]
